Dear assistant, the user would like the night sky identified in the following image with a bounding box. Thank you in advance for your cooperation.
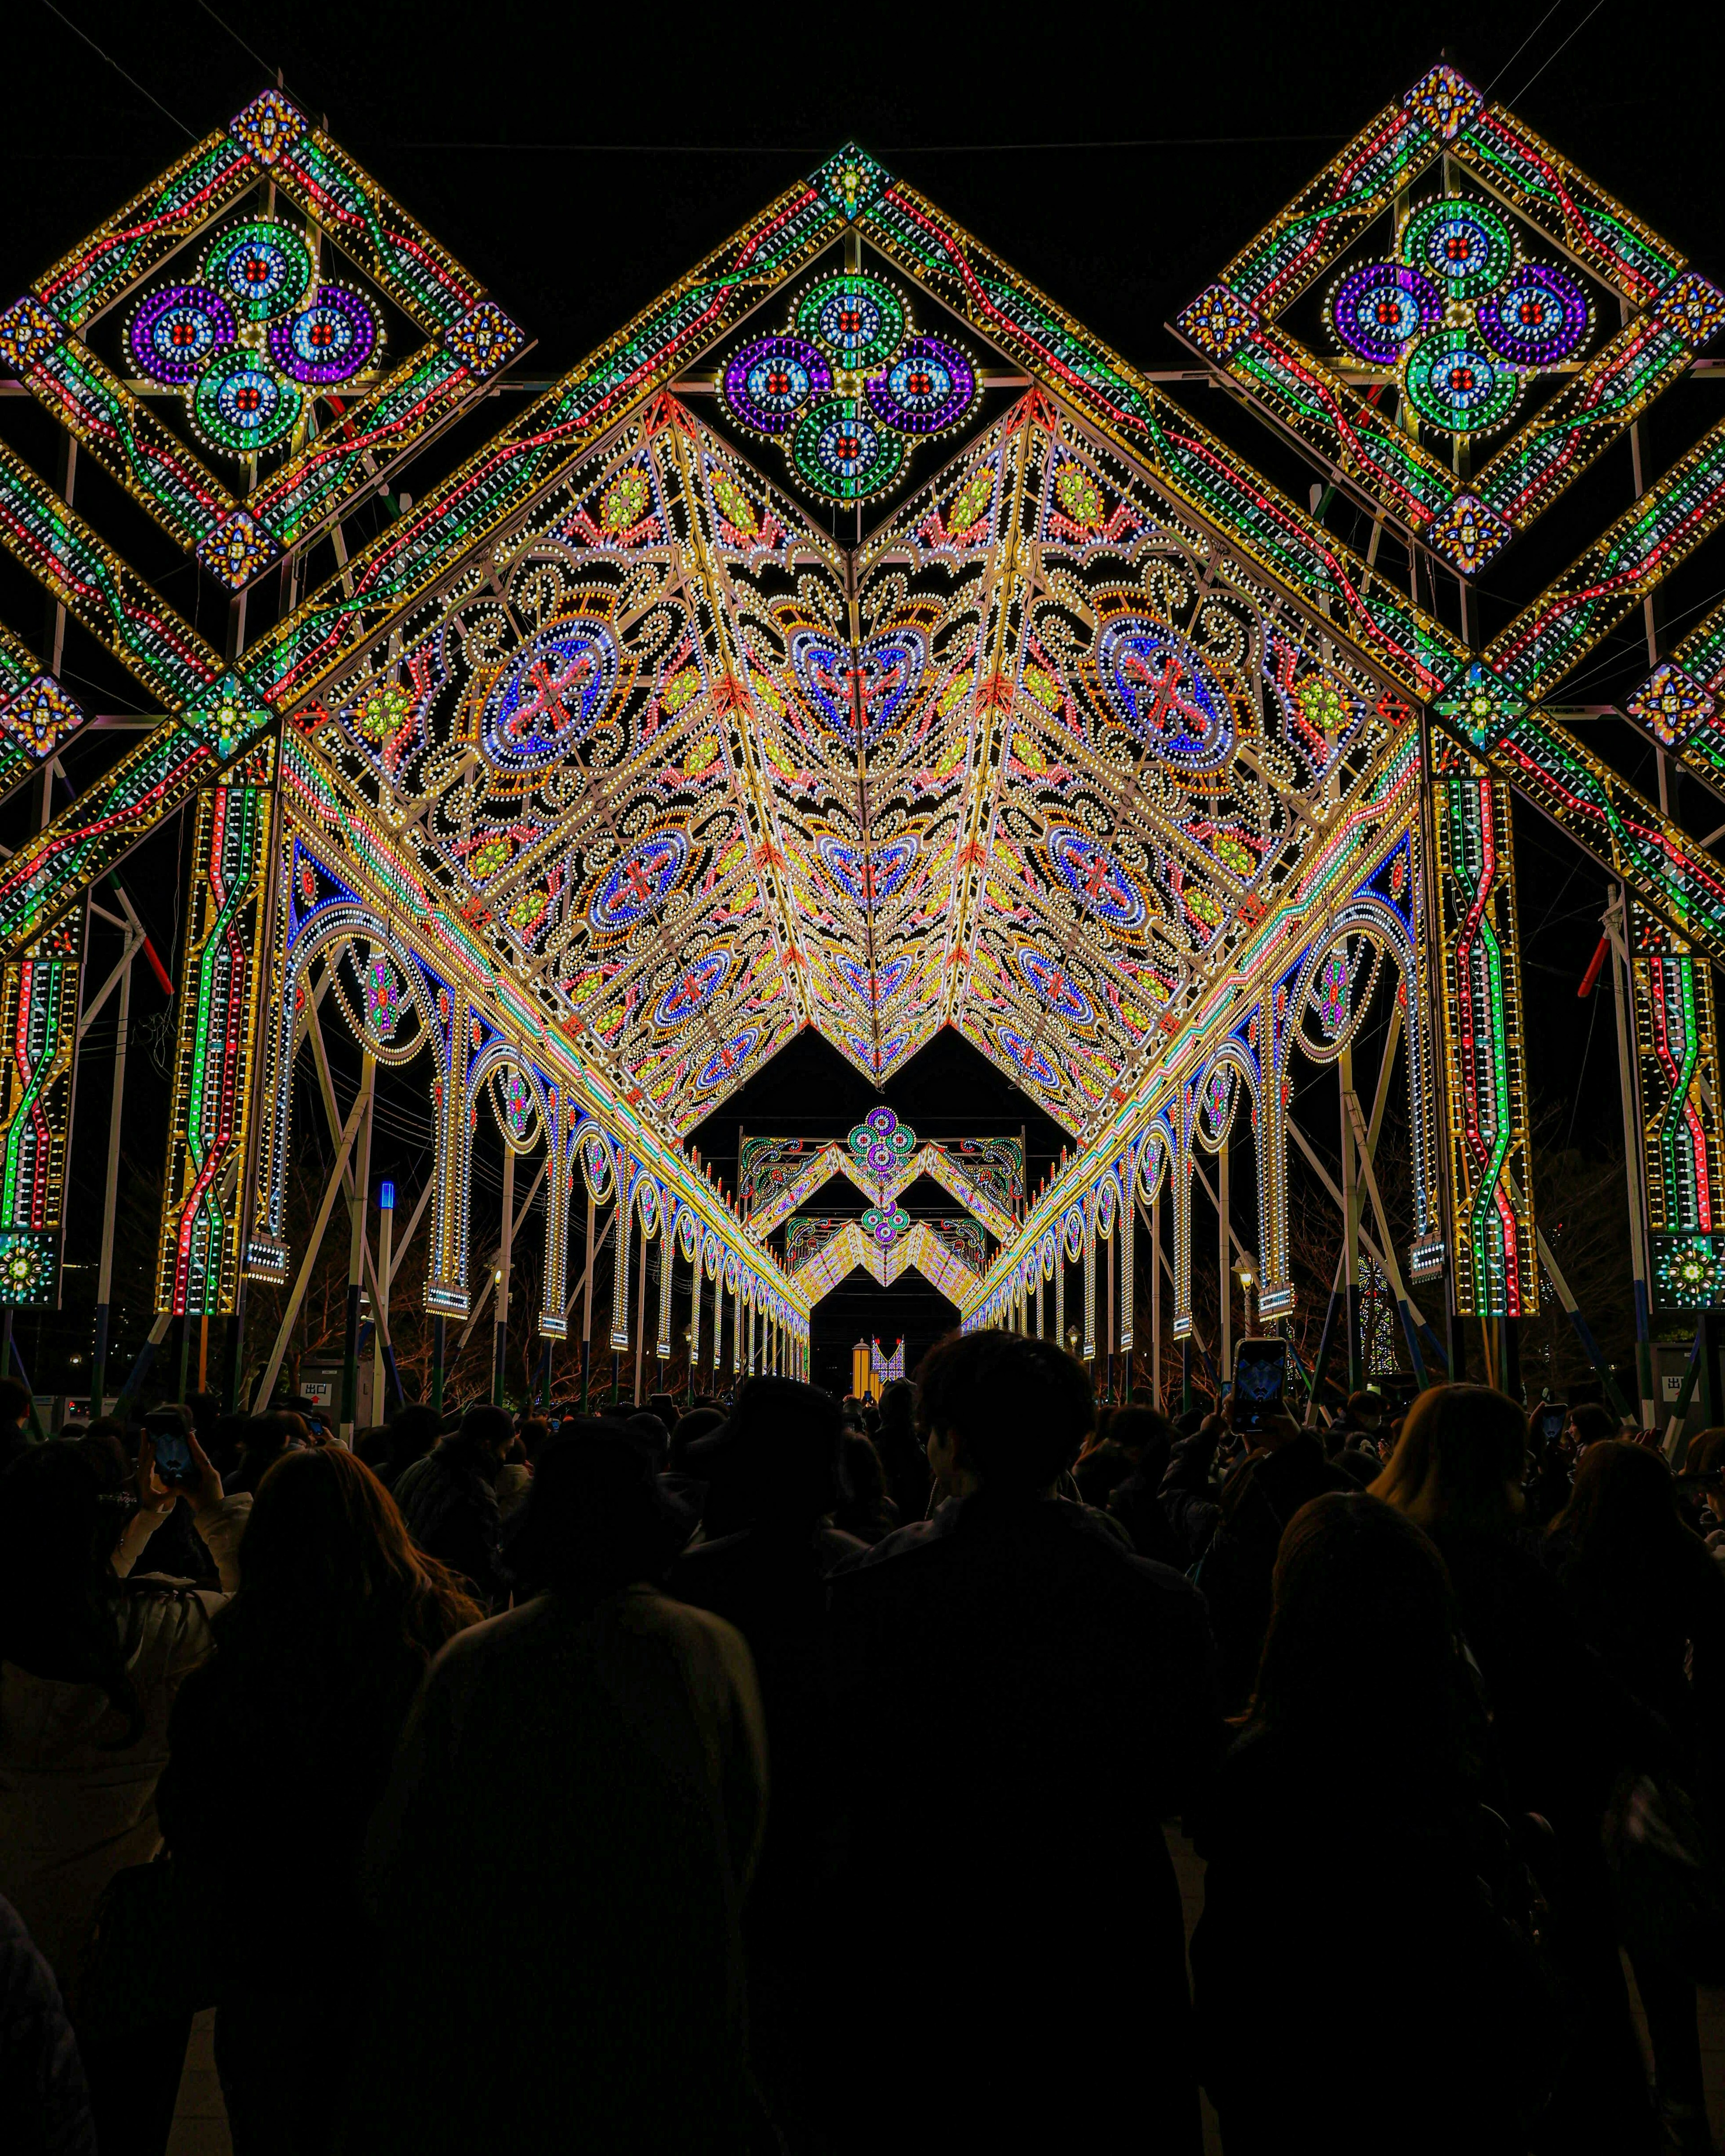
[0,2,1716,1388]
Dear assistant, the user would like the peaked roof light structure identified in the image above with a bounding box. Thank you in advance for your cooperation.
[0,65,1722,1371]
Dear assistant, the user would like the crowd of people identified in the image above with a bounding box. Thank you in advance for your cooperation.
[1,1351,1723,2152]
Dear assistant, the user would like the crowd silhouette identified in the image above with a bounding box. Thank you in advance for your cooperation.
[2,1348,1724,2153]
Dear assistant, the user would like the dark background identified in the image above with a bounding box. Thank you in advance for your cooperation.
[0,0,1716,1391]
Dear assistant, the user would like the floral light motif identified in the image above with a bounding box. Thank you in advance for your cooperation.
[1315,949,1351,1038]
[719,270,980,505]
[0,1232,50,1302]
[127,217,382,460]
[849,1106,916,1184]
[859,1203,911,1246]
[500,1068,535,1144]
[365,954,405,1042]
[1329,195,1589,439]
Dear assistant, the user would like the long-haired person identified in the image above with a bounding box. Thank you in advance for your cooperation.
[1373,1385,1666,2153]
[340,1426,767,2156]
[0,1422,246,2152]
[157,1446,480,2155]
[1548,1441,1725,2154]
[1192,1491,1548,2151]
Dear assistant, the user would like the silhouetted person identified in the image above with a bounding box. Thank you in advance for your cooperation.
[224,1410,304,1496]
[1163,1394,1352,1708]
[158,1448,479,2155]
[872,1376,929,1523]
[1548,1441,1725,2152]
[669,1379,862,2145]
[341,1427,766,2155]
[0,1430,245,2154]
[1193,1491,1557,2151]
[1570,1401,1620,1451]
[668,1405,723,1473]
[0,1893,94,2155]
[1375,1386,1664,2154]
[830,1331,1220,2154]
[1102,1404,1184,1566]
[372,1403,440,1493]
[395,1403,512,1607]
[833,1431,898,1545]
[0,1379,33,1476]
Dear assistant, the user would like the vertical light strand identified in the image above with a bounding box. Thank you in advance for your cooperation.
[155,741,276,1317]
[1631,898,1725,1310]
[610,1164,634,1350]
[0,905,85,1309]
[1429,732,1537,1314]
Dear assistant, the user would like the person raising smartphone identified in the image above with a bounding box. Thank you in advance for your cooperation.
[0,1412,247,2150]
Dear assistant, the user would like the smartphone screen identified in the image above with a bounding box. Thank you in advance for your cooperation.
[1537,1405,1566,1446]
[149,1423,195,1486]
[1233,1339,1288,1431]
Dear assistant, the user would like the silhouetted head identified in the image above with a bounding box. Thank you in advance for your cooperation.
[231,1444,480,1658]
[841,1431,888,1510]
[1552,1437,1689,1573]
[1106,1405,1175,1480]
[1249,1490,1476,1806]
[684,1378,844,1524]
[387,1403,442,1472]
[242,1411,303,1480]
[1569,1402,1619,1451]
[876,1378,917,1432]
[668,1406,724,1473]
[456,1403,514,1462]
[504,1422,688,1602]
[0,1440,142,1738]
[625,1412,671,1471]
[914,1331,1092,1498]
[1370,1383,1526,1533]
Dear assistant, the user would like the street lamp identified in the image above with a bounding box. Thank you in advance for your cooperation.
[1237,1257,1258,1337]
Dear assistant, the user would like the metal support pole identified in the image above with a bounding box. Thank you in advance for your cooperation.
[1218,1131,1232,1391]
[1151,1189,1163,1409]
[252,1082,369,1412]
[581,1190,596,1413]
[340,1056,375,1443]
[492,1143,514,1407]
[632,1229,647,1405]
[431,1316,446,1417]
[1340,1047,1361,1393]
[374,1181,394,1418]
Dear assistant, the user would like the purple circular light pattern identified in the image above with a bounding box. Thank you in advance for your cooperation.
[721,335,831,436]
[1329,261,1443,366]
[266,284,380,385]
[860,1204,911,1246]
[864,335,978,435]
[127,284,237,386]
[1474,262,1589,369]
[848,1105,916,1180]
